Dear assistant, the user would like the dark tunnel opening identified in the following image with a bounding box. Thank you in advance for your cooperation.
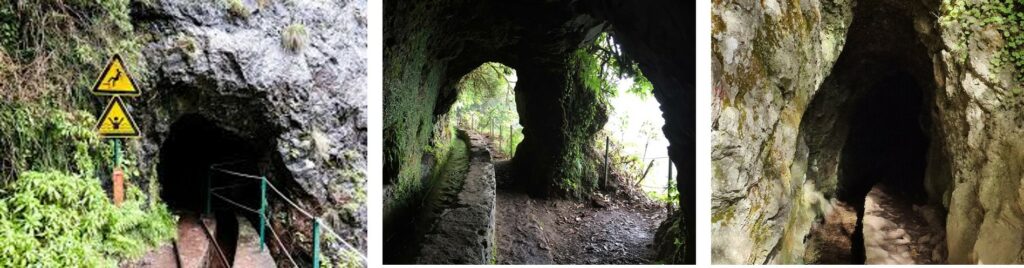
[796,0,945,263]
[838,73,931,264]
[157,114,263,213]
[157,114,270,261]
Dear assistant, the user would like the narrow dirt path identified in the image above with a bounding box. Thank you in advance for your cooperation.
[862,185,946,264]
[487,133,665,264]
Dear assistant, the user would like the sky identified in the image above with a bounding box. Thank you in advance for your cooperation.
[605,78,675,197]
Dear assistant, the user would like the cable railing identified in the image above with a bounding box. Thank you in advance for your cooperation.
[204,160,367,267]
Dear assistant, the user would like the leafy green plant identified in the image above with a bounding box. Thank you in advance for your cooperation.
[0,0,146,107]
[941,0,1024,83]
[282,23,309,53]
[0,170,176,266]
[451,62,522,157]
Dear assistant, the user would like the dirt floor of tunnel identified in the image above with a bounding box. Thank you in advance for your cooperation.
[810,184,946,264]
[490,140,667,264]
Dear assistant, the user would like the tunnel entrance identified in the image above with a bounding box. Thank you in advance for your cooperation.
[157,114,272,264]
[838,73,931,264]
[838,73,929,204]
[799,0,948,264]
[157,114,263,214]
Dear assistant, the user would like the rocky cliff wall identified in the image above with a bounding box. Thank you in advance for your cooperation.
[713,0,1024,264]
[711,0,853,263]
[131,0,367,261]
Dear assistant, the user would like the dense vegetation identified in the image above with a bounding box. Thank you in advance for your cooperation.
[553,32,661,198]
[0,1,176,266]
[451,62,522,157]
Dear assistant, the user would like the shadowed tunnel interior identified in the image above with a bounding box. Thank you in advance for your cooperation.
[157,114,279,262]
[799,0,942,263]
[157,114,263,214]
[839,73,930,264]
[838,74,929,204]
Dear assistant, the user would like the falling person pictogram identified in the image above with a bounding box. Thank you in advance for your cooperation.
[106,69,122,87]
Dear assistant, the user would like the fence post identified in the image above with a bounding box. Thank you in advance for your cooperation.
[112,139,123,206]
[667,162,674,214]
[259,176,267,251]
[313,219,321,267]
[603,136,610,190]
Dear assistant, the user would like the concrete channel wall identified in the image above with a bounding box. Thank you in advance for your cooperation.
[417,130,497,264]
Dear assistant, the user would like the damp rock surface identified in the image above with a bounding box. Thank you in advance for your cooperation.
[131,0,368,260]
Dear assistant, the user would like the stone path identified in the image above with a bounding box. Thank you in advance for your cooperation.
[863,185,946,264]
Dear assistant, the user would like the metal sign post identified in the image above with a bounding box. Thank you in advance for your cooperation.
[91,54,142,206]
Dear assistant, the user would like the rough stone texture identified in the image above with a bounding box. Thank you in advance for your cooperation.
[714,0,1024,264]
[711,0,853,264]
[176,214,213,268]
[129,0,367,260]
[417,131,496,264]
[934,10,1024,265]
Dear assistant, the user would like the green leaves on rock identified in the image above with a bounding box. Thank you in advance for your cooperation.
[942,0,1024,83]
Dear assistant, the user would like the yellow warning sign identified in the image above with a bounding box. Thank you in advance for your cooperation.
[91,54,140,96]
[95,96,140,138]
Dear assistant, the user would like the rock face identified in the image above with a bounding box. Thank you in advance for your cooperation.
[417,130,497,264]
[711,0,853,263]
[714,0,1024,264]
[933,9,1024,266]
[129,0,367,260]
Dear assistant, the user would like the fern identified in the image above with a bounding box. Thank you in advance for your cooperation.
[0,171,176,266]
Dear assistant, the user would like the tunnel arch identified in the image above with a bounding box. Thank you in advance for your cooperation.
[798,0,945,263]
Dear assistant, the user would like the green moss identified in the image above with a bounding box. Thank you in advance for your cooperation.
[711,205,735,224]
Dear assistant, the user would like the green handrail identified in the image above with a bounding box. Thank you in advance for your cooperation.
[259,176,267,251]
[313,219,321,267]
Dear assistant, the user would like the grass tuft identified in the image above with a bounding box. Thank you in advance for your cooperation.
[282,23,308,53]
[226,0,250,19]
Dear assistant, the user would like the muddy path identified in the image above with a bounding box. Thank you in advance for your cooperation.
[492,154,666,264]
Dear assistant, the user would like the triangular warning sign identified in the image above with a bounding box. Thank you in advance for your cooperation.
[95,96,140,138]
[91,54,140,96]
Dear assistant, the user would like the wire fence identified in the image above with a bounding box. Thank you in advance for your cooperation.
[204,160,367,267]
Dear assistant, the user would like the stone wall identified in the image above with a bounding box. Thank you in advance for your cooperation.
[713,0,1024,264]
[417,130,497,264]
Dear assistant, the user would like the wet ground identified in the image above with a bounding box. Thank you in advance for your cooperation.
[492,159,665,264]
